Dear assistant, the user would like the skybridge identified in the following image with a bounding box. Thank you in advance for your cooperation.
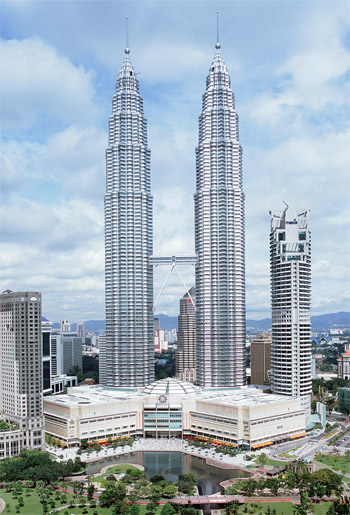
[150,255,197,311]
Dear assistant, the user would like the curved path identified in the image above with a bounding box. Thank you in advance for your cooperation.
[0,497,5,514]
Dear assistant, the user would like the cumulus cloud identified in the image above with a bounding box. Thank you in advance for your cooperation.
[0,37,101,132]
[1,1,349,322]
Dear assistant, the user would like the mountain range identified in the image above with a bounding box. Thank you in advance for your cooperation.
[52,311,349,333]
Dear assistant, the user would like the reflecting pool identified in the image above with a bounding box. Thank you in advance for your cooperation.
[86,451,251,495]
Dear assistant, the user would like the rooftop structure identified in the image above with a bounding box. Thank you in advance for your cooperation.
[44,378,306,449]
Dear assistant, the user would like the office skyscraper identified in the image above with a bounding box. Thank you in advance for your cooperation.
[250,333,271,386]
[194,38,246,387]
[0,290,44,455]
[176,288,196,383]
[102,43,154,387]
[269,206,312,421]
[42,316,52,394]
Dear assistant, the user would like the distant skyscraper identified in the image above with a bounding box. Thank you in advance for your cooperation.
[77,323,85,343]
[176,288,196,383]
[42,316,52,394]
[60,318,71,332]
[269,206,312,421]
[62,333,83,374]
[0,290,44,455]
[154,318,160,333]
[195,38,246,387]
[102,42,154,387]
[250,333,271,386]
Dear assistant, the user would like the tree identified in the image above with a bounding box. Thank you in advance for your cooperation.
[245,478,257,496]
[327,497,350,515]
[265,477,280,496]
[293,491,311,515]
[113,500,129,515]
[161,503,177,515]
[87,483,95,500]
[225,500,240,515]
[150,475,165,483]
[256,453,268,468]
[178,473,197,484]
[163,484,178,499]
[100,481,127,507]
[129,505,140,515]
[67,365,84,382]
[178,480,195,495]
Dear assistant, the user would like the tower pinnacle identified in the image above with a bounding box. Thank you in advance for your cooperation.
[125,16,130,54]
[215,11,221,49]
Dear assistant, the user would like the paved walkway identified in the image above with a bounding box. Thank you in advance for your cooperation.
[0,497,5,514]
[47,438,264,472]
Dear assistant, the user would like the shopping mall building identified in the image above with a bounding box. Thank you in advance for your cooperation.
[43,378,306,450]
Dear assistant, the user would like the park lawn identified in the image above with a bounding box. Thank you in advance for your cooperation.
[223,501,332,515]
[0,487,164,515]
[253,457,286,467]
[91,464,141,486]
[315,454,350,474]
[0,487,102,514]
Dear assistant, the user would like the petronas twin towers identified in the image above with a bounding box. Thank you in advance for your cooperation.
[101,35,245,388]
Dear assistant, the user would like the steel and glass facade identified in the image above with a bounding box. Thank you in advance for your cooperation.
[102,48,154,387]
[194,43,246,387]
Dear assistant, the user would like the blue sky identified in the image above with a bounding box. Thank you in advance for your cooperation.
[1,0,349,323]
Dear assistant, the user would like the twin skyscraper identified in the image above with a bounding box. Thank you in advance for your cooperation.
[101,33,247,389]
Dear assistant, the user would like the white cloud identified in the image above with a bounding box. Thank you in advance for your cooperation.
[1,1,349,323]
[0,37,101,132]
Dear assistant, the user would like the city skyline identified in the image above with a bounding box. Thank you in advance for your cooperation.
[1,1,349,322]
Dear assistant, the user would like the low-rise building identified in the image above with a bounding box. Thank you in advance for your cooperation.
[338,348,350,380]
[44,378,306,449]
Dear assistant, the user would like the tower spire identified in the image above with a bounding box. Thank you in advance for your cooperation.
[215,11,221,49]
[125,16,130,54]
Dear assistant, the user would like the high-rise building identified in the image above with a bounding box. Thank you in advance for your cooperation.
[154,318,160,333]
[60,318,71,332]
[42,316,52,394]
[250,333,272,386]
[176,288,196,383]
[194,38,246,387]
[269,206,312,421]
[102,42,154,387]
[77,323,85,343]
[50,332,82,375]
[154,329,167,353]
[338,348,350,380]
[0,290,44,456]
[62,333,83,374]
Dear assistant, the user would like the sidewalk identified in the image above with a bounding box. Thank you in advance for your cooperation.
[47,438,264,471]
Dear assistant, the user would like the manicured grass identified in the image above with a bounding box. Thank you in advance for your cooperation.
[279,445,302,459]
[92,463,140,485]
[223,501,332,515]
[253,457,287,467]
[0,487,104,514]
[315,454,350,475]
[0,487,163,514]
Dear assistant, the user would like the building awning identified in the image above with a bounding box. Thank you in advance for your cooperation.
[251,441,273,449]
[290,432,307,440]
[212,440,237,447]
